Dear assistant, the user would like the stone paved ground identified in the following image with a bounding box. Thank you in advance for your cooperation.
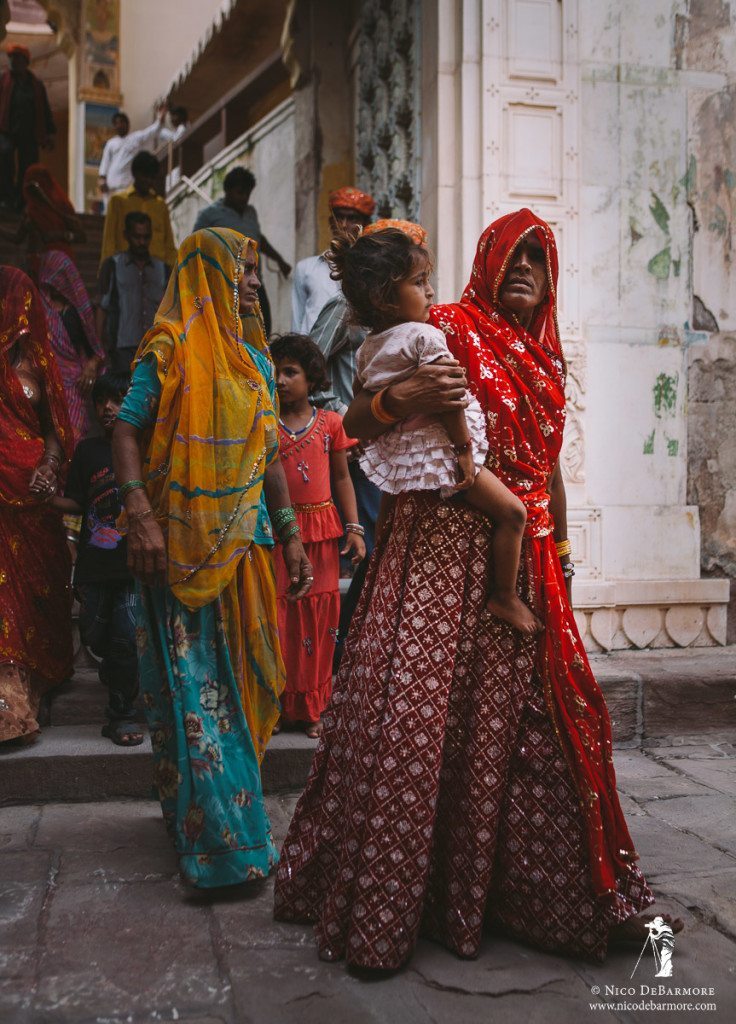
[2,739,736,1024]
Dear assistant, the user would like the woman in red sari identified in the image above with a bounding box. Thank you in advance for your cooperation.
[0,166,86,276]
[273,209,681,967]
[0,266,74,744]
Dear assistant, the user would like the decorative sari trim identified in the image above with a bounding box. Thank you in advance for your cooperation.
[430,208,638,898]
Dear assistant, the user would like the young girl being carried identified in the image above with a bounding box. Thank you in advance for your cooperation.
[328,228,542,635]
[270,334,366,738]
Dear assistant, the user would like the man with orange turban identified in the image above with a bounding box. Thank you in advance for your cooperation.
[0,45,56,209]
[291,185,376,334]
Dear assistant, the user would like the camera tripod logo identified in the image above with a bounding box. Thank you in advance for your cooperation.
[630,917,675,978]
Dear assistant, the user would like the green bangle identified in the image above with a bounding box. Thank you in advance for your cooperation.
[119,479,146,500]
[271,506,296,531]
[279,522,301,543]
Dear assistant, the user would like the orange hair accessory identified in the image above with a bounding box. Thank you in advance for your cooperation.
[364,218,428,247]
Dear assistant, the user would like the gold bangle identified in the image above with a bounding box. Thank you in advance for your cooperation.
[371,388,400,425]
[555,539,572,558]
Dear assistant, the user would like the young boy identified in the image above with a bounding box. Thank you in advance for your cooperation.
[55,371,143,745]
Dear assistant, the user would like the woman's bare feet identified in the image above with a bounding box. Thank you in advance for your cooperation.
[609,912,685,947]
[304,720,323,739]
[486,591,543,635]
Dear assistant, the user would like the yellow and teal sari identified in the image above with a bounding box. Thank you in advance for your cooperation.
[118,228,285,887]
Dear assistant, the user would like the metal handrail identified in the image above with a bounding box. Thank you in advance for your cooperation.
[179,175,211,205]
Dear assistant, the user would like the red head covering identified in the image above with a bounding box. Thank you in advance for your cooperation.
[22,164,76,259]
[431,209,640,903]
[328,186,375,217]
[461,206,561,357]
[0,266,73,507]
[364,218,428,247]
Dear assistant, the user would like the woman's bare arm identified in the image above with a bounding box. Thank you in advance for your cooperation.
[548,459,571,601]
[112,419,167,586]
[263,459,313,600]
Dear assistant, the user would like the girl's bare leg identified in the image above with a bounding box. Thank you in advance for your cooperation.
[463,468,543,635]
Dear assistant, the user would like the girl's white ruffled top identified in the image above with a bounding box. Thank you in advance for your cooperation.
[357,320,489,497]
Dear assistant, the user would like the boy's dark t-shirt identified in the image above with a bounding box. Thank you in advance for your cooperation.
[65,437,130,585]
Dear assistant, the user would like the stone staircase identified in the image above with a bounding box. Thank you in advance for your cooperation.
[0,211,105,297]
[1,645,734,805]
[0,658,317,804]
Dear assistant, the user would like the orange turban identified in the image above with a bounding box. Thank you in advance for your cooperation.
[328,186,375,217]
[364,218,428,247]
[7,45,32,63]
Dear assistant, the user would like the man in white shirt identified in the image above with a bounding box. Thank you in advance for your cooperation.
[98,108,166,201]
[157,105,189,144]
[291,185,375,334]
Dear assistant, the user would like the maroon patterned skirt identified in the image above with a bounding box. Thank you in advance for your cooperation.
[273,493,652,968]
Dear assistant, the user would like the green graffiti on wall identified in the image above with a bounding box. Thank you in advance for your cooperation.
[653,372,678,418]
[643,430,655,455]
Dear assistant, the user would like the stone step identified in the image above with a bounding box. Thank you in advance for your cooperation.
[3,646,733,806]
[0,725,316,805]
[0,212,105,299]
[591,646,736,749]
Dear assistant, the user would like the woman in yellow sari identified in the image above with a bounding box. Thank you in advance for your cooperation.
[112,228,312,887]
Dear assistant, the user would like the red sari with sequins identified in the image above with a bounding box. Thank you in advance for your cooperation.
[274,408,356,723]
[0,268,74,741]
[273,210,653,967]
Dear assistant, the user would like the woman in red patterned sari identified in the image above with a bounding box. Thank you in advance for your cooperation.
[274,209,682,968]
[0,266,74,744]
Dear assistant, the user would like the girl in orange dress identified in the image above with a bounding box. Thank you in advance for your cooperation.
[270,335,365,737]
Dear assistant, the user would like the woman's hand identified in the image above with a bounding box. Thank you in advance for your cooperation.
[29,463,58,500]
[282,535,313,601]
[341,532,366,565]
[343,359,468,441]
[386,359,468,419]
[127,514,167,587]
[79,356,101,397]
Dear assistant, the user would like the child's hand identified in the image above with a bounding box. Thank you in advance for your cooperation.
[455,448,476,491]
[341,531,367,564]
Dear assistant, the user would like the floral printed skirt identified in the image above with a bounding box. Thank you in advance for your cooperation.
[137,544,284,888]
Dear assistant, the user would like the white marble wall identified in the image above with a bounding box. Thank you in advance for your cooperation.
[420,0,730,649]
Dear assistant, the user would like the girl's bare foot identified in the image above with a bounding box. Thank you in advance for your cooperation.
[305,720,323,739]
[609,912,685,947]
[271,718,281,735]
[486,591,543,635]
